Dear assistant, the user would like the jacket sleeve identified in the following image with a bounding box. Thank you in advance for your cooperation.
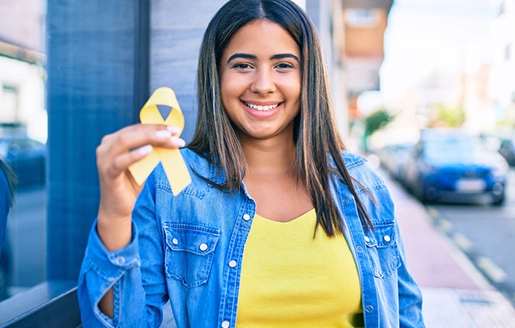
[78,174,169,327]
[396,221,426,327]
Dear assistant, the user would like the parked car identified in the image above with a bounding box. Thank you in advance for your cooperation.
[402,129,509,205]
[0,137,46,190]
[376,142,414,184]
[498,138,515,166]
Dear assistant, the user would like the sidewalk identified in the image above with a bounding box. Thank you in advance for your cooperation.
[380,167,515,327]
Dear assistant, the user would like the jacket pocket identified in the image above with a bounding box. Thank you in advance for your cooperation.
[364,222,400,278]
[163,224,220,288]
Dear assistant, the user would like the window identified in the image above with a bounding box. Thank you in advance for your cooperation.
[0,85,19,123]
[345,9,378,27]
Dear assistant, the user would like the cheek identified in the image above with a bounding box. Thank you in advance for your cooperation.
[220,75,244,100]
[278,74,301,97]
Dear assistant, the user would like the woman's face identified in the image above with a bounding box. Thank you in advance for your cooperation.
[219,20,301,142]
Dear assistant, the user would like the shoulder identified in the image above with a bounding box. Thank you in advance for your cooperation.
[341,151,367,169]
[341,151,386,190]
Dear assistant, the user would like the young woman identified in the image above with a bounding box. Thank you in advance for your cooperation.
[78,0,425,327]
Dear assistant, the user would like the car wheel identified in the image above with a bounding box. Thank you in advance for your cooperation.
[492,193,505,206]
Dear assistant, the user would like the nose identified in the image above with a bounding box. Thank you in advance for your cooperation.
[250,68,275,95]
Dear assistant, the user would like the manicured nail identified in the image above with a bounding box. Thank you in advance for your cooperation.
[171,137,186,147]
[167,126,181,134]
[155,130,172,139]
[138,145,153,155]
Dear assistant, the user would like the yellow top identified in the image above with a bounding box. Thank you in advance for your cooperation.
[236,209,364,327]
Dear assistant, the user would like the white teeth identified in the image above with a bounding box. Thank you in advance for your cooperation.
[244,102,280,111]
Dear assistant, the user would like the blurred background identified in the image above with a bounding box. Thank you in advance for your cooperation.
[0,0,515,326]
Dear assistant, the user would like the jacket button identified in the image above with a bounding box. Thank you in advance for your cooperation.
[199,243,208,251]
[366,305,374,313]
[356,246,364,253]
[243,214,251,221]
[229,260,237,268]
[172,238,179,245]
[221,320,230,328]
[384,235,391,242]
[364,236,370,243]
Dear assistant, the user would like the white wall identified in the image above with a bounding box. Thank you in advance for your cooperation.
[0,56,47,143]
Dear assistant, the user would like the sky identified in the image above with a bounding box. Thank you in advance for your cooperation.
[380,0,498,100]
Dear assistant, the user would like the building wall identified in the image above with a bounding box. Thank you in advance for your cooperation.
[0,0,45,52]
[490,0,515,121]
[306,0,349,137]
[343,9,387,57]
[46,0,141,280]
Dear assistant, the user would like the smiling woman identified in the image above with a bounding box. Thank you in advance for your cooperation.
[77,0,424,327]
[219,20,302,149]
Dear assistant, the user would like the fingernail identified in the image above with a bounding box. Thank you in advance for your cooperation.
[171,137,186,147]
[167,126,181,134]
[138,145,153,155]
[155,130,172,139]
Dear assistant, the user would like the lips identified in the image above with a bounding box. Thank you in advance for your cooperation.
[243,101,281,111]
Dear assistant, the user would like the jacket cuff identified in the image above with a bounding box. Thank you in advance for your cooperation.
[84,219,141,280]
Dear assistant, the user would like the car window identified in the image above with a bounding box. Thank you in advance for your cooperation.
[424,135,486,157]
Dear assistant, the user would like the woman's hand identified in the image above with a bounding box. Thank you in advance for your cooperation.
[95,124,185,251]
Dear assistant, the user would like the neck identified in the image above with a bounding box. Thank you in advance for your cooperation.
[241,136,296,177]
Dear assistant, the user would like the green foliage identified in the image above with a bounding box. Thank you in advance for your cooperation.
[361,109,394,153]
[364,109,394,135]
[432,104,465,127]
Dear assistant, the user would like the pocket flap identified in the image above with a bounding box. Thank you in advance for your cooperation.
[164,224,219,256]
[364,223,396,248]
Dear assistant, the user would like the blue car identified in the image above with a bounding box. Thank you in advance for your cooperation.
[403,129,509,205]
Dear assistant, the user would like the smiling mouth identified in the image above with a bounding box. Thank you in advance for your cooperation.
[243,101,281,111]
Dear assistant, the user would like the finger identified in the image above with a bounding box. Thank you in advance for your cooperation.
[98,124,184,161]
[105,144,154,179]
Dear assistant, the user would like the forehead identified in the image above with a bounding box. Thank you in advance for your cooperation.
[223,20,300,58]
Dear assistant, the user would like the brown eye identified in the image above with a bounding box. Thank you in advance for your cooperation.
[233,63,253,70]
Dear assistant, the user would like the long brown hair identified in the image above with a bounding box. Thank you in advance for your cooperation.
[188,0,373,235]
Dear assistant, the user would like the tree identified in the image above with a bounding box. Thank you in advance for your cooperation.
[428,103,465,128]
[362,109,394,152]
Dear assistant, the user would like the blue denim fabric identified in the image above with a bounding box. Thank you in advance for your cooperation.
[78,149,425,327]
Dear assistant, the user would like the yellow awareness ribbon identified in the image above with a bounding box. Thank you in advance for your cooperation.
[128,87,191,195]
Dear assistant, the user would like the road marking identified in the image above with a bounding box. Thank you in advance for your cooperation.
[438,218,453,233]
[475,256,507,283]
[453,232,473,252]
[426,206,439,219]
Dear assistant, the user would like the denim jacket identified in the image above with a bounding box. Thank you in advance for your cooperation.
[78,149,425,327]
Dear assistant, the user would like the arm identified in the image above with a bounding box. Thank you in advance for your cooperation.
[78,123,184,326]
[78,177,169,327]
[396,222,425,327]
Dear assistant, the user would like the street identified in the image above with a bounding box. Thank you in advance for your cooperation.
[423,169,515,306]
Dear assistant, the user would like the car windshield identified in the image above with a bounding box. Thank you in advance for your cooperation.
[424,135,486,159]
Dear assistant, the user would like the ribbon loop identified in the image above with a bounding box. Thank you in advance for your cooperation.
[128,87,191,195]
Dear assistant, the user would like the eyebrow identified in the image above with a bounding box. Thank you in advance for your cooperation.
[227,53,300,63]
